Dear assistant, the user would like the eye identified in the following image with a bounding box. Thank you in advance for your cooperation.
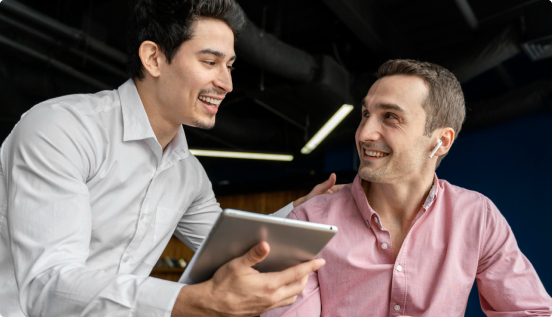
[227,65,235,72]
[362,110,370,117]
[385,112,398,120]
[204,61,216,66]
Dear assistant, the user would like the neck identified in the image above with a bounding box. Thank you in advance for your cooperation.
[135,78,180,152]
[363,171,434,230]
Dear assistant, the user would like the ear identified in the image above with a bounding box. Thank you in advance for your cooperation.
[138,41,163,78]
[432,127,455,157]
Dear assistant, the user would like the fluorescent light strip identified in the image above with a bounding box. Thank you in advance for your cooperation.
[301,104,354,154]
[190,149,293,161]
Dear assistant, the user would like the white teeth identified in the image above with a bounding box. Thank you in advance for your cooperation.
[199,96,222,106]
[365,150,388,157]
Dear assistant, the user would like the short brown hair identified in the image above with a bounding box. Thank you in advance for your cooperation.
[376,59,466,166]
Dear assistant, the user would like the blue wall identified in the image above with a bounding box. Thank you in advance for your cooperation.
[437,112,552,315]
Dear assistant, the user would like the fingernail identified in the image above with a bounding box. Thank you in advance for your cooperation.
[317,259,326,266]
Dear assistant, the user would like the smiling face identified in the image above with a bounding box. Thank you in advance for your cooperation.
[155,18,235,130]
[356,75,434,184]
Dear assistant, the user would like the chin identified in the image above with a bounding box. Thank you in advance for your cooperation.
[358,166,391,183]
[192,118,216,130]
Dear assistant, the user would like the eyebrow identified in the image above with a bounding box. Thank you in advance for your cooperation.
[376,103,405,113]
[362,100,405,113]
[197,49,237,61]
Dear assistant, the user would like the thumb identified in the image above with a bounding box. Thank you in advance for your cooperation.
[240,241,270,268]
[309,173,336,198]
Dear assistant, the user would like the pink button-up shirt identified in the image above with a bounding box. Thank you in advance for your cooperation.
[262,174,552,317]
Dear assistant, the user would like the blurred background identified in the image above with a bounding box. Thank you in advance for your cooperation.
[0,0,551,315]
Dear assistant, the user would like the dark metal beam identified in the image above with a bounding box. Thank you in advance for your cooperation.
[0,13,127,79]
[321,0,411,57]
[252,98,306,131]
[453,0,478,30]
[0,34,111,90]
[0,0,127,64]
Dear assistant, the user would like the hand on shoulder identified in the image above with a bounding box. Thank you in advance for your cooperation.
[293,173,345,208]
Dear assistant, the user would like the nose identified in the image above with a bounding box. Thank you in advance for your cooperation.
[356,116,382,143]
[214,66,233,93]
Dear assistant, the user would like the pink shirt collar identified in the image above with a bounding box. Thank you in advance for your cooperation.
[350,173,439,228]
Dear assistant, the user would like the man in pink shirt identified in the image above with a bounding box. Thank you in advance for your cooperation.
[262,59,552,317]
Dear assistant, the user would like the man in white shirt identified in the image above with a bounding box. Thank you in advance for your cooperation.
[0,0,335,316]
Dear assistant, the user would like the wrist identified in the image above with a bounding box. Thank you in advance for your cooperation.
[171,282,214,317]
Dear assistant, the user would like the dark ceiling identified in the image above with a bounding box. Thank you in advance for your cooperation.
[0,0,552,194]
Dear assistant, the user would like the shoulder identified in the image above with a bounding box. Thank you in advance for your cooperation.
[436,179,497,223]
[289,183,355,221]
[26,89,120,119]
[11,90,120,142]
[438,179,491,204]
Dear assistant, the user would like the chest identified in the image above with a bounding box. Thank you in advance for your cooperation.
[315,209,483,316]
[84,138,200,267]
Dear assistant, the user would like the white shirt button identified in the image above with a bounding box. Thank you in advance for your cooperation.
[396,265,402,272]
[394,304,401,311]
[381,243,388,249]
[366,220,370,228]
[123,256,129,262]
[374,217,379,224]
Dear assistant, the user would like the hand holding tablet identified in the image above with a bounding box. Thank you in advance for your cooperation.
[179,209,337,284]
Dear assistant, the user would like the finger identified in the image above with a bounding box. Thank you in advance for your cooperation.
[265,295,298,311]
[268,258,325,286]
[276,273,309,298]
[266,275,310,311]
[238,241,270,268]
[326,184,345,194]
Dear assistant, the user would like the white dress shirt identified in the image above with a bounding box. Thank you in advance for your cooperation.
[0,79,294,317]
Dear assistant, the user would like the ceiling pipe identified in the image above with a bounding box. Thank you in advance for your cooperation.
[0,0,127,64]
[0,13,127,79]
[0,34,111,90]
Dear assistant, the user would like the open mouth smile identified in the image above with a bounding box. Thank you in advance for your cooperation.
[198,95,223,114]
[364,149,390,158]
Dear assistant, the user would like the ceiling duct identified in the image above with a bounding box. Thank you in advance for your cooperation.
[437,25,520,83]
[236,18,350,113]
[236,18,318,83]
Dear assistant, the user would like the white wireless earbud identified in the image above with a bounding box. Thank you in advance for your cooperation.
[429,139,443,158]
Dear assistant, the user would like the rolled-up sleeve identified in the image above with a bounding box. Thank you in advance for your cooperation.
[476,199,552,316]
[3,103,182,317]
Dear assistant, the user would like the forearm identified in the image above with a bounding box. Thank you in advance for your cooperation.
[18,262,184,317]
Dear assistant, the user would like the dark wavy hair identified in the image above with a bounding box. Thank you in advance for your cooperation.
[127,0,246,80]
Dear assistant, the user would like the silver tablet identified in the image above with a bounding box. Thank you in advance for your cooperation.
[179,209,338,284]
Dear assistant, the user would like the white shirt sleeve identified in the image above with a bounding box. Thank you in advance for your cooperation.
[174,161,222,251]
[3,104,182,317]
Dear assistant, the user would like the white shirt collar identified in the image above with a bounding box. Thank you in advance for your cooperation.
[118,78,189,159]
